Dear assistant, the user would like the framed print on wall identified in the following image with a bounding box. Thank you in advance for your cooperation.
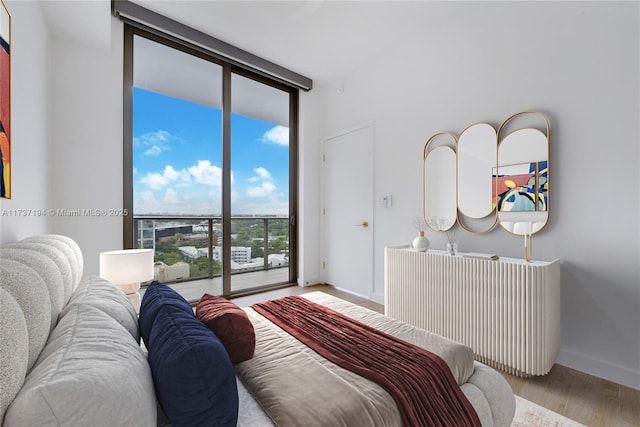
[0,0,10,199]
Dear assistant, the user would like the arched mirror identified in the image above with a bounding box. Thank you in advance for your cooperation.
[423,133,457,231]
[495,112,550,236]
[457,123,497,233]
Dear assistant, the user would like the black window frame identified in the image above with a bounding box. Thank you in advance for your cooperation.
[122,25,299,296]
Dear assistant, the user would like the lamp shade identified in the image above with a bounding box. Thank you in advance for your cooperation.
[99,249,154,288]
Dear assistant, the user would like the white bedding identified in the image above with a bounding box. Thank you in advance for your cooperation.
[233,292,515,427]
[236,376,274,427]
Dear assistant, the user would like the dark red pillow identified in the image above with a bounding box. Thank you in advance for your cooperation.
[196,294,256,363]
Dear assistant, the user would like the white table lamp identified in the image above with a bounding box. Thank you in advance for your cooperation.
[100,249,154,313]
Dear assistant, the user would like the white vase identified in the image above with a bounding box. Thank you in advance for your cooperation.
[412,231,430,252]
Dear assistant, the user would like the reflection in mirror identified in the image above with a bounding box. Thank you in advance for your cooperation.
[496,119,549,236]
[457,123,497,233]
[494,161,547,212]
[458,123,496,218]
[423,134,457,231]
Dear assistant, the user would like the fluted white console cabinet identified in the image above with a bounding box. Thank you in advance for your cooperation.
[384,246,560,377]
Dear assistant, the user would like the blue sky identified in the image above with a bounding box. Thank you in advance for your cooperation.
[133,88,289,216]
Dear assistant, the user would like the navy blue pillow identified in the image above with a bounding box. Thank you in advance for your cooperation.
[140,282,239,427]
[139,281,192,348]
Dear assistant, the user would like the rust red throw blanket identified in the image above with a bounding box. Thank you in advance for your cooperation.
[252,296,481,427]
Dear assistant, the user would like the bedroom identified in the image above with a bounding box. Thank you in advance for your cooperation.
[0,0,638,424]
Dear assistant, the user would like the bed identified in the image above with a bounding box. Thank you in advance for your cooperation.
[145,285,515,427]
[238,291,514,426]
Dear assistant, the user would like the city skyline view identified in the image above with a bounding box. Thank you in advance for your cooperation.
[133,88,290,216]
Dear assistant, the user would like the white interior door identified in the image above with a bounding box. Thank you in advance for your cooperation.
[322,122,373,298]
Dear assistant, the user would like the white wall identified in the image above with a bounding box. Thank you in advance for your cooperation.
[48,17,124,276]
[309,2,640,389]
[298,88,322,286]
[0,1,51,243]
[0,1,121,278]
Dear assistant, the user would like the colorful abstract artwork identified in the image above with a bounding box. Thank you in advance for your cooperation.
[0,0,9,199]
[493,161,547,212]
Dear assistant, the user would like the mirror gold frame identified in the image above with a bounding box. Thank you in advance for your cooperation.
[496,111,550,237]
[457,123,498,234]
[423,132,458,232]
[422,111,551,254]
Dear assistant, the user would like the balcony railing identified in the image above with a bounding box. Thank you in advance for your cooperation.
[134,216,290,286]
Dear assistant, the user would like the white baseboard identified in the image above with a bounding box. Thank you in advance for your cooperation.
[556,348,640,390]
[329,286,385,306]
[331,285,368,298]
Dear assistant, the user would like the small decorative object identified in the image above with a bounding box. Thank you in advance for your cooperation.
[523,231,533,262]
[463,252,499,261]
[446,242,458,256]
[513,221,534,262]
[428,216,459,256]
[412,216,430,251]
[411,216,431,252]
[413,231,430,252]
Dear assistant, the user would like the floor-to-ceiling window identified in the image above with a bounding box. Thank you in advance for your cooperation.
[123,27,298,300]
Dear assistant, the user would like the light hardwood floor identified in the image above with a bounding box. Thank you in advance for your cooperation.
[232,284,640,427]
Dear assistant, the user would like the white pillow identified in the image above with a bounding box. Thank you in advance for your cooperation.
[4,304,156,427]
[62,275,140,342]
[0,248,65,331]
[0,288,28,422]
[0,259,51,371]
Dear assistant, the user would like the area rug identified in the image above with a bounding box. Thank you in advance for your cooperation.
[512,395,586,427]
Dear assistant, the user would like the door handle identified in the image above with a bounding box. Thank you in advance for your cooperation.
[354,221,369,228]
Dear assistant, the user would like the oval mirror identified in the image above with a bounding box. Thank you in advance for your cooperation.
[424,143,457,231]
[496,127,549,235]
[457,123,497,219]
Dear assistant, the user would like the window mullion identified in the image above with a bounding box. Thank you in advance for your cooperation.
[221,64,232,296]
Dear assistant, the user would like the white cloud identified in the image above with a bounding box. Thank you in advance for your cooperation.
[140,191,156,204]
[140,172,168,190]
[237,195,289,216]
[163,165,181,181]
[246,166,277,198]
[247,181,277,198]
[262,125,289,146]
[188,160,223,187]
[163,188,179,204]
[136,160,255,215]
[248,166,273,182]
[140,165,190,190]
[134,130,176,156]
[144,146,164,156]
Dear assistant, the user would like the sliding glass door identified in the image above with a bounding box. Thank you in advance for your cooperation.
[125,27,297,299]
[230,73,291,293]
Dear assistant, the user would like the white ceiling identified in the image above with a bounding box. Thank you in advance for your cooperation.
[134,34,291,126]
[40,0,112,50]
[40,0,441,87]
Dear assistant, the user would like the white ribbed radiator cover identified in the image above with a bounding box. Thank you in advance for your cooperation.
[384,247,560,377]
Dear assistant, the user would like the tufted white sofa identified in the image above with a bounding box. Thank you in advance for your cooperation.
[0,235,157,426]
